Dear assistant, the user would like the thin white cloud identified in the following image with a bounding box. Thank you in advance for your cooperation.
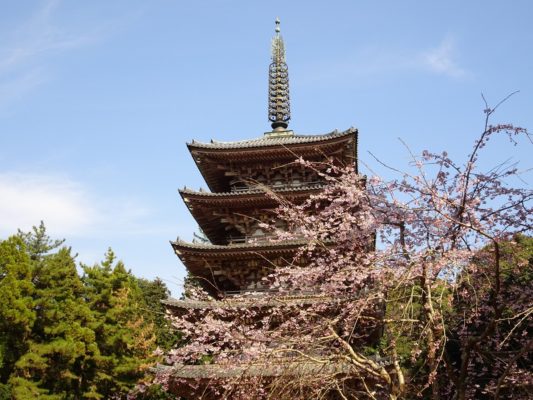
[0,172,96,237]
[0,172,173,239]
[421,37,466,78]
[299,36,468,86]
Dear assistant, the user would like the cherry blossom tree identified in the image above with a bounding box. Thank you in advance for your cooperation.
[138,96,532,400]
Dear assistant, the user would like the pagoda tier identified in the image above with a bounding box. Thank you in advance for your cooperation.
[165,20,376,399]
[160,352,392,400]
[188,128,357,193]
[158,361,356,400]
[163,293,335,311]
[180,184,324,245]
[171,239,307,296]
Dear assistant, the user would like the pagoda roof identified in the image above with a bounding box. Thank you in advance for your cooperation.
[188,128,358,192]
[171,239,306,295]
[160,358,390,398]
[180,185,323,244]
[159,360,355,380]
[161,290,370,310]
[188,127,357,150]
[162,293,336,310]
[171,238,306,255]
[179,183,324,199]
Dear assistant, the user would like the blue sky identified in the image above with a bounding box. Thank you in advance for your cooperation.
[1,0,532,295]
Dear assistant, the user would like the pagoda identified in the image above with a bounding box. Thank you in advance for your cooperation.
[172,120,357,296]
[170,19,357,299]
[162,19,371,397]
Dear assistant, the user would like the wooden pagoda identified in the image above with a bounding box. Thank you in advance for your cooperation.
[162,19,380,398]
[171,127,357,297]
[170,18,358,298]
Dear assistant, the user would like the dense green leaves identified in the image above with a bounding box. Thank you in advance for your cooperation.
[13,248,97,398]
[0,237,35,386]
[82,249,157,397]
[0,225,177,399]
[17,221,65,262]
[136,277,181,351]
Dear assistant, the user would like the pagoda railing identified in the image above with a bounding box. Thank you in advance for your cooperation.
[223,288,317,297]
[227,233,277,244]
[230,181,325,193]
[227,233,307,245]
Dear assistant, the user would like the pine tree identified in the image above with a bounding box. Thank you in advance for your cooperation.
[136,277,179,350]
[17,221,64,263]
[10,247,99,399]
[82,250,157,398]
[2,225,165,399]
[0,237,35,398]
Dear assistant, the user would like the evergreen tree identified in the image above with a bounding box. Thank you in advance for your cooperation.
[17,221,64,263]
[82,250,156,398]
[11,247,99,399]
[1,225,165,399]
[0,237,35,398]
[136,277,180,350]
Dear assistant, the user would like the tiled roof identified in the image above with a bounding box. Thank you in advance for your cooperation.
[158,360,354,379]
[179,183,325,198]
[188,127,356,150]
[171,238,307,251]
[162,294,341,310]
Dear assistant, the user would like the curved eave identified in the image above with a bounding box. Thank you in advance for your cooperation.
[179,185,323,244]
[187,127,356,150]
[171,239,305,289]
[161,361,350,379]
[179,183,324,200]
[171,238,306,257]
[163,294,351,310]
[187,128,358,192]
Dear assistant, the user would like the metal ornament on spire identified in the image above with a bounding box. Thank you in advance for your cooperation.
[268,17,291,131]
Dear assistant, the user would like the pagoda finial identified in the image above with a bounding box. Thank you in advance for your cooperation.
[268,17,291,131]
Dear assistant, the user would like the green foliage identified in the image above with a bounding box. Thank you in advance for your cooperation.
[0,237,35,384]
[0,224,173,399]
[499,234,533,281]
[0,383,10,400]
[133,383,179,400]
[17,221,65,262]
[136,277,180,350]
[12,247,98,398]
[82,249,158,398]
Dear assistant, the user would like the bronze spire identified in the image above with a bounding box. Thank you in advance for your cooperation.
[268,17,291,131]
